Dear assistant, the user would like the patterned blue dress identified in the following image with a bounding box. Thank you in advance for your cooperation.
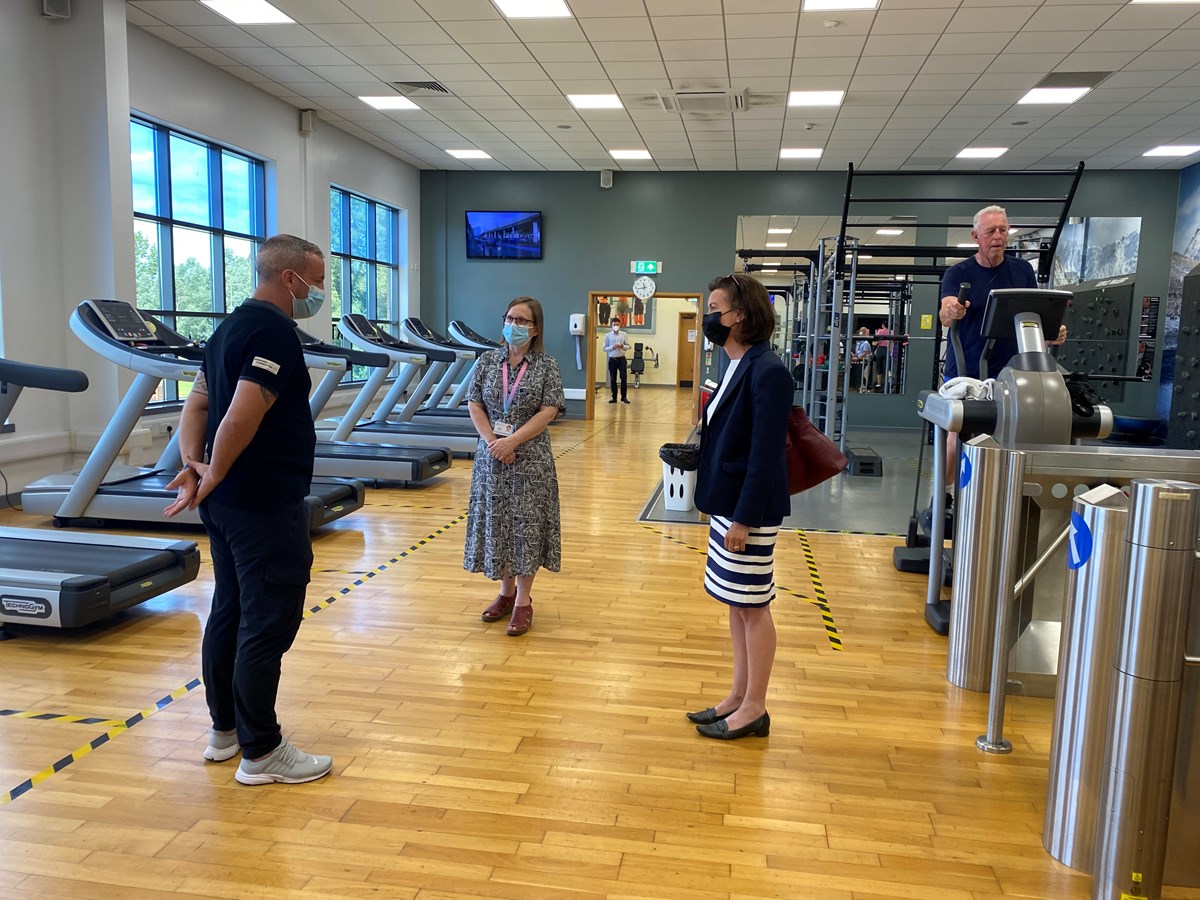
[463,349,566,579]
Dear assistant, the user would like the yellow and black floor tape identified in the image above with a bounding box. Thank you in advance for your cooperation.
[2,513,466,806]
[1,678,202,805]
[641,523,843,650]
[792,528,844,650]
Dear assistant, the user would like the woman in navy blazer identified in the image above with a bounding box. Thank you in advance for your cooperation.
[687,274,792,741]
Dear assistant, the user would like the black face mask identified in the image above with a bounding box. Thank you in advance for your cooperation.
[702,310,732,346]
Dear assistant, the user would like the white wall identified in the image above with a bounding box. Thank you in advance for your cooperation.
[0,4,423,492]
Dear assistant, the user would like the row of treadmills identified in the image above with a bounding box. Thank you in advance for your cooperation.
[1,298,503,638]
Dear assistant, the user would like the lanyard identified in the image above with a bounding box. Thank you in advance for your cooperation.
[501,359,528,416]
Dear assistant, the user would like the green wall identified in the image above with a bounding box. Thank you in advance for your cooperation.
[421,168,1180,424]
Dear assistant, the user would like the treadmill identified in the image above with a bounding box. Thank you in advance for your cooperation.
[399,318,475,419]
[330,315,480,456]
[21,299,365,529]
[0,357,200,636]
[295,328,452,484]
[448,320,502,353]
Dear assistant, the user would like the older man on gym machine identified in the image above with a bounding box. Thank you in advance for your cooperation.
[937,205,1067,480]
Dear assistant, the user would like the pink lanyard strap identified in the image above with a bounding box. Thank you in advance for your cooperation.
[501,360,528,416]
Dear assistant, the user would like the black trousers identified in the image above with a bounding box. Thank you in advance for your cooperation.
[608,356,627,400]
[200,497,312,759]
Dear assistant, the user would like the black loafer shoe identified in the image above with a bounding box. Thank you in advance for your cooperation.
[696,712,770,740]
[685,707,731,725]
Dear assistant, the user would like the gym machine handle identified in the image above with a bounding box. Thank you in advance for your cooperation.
[950,282,970,379]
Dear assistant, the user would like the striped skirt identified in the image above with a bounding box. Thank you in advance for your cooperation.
[704,515,779,608]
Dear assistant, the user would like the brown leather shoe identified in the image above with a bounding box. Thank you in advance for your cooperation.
[506,602,533,636]
[481,592,516,622]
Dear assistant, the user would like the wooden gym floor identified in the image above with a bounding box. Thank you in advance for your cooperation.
[1,387,1197,899]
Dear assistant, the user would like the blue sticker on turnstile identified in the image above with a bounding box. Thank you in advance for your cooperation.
[1068,511,1092,570]
[959,453,972,490]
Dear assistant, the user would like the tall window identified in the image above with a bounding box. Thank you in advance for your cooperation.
[329,187,401,381]
[130,117,266,400]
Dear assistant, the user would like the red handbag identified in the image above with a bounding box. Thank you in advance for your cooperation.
[786,406,848,494]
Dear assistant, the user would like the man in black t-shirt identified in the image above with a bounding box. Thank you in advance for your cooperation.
[165,234,332,786]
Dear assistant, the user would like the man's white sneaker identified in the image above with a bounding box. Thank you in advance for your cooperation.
[203,728,240,762]
[234,739,332,785]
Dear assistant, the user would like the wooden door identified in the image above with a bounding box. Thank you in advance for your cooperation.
[677,312,697,388]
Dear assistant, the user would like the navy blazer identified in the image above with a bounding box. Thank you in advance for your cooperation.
[694,341,792,526]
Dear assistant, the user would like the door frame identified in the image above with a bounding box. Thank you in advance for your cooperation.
[583,290,702,421]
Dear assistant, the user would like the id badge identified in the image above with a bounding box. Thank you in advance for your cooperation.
[493,421,513,436]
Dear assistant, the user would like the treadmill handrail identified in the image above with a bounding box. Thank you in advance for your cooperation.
[339,316,457,364]
[402,317,476,358]
[0,358,88,393]
[449,320,502,351]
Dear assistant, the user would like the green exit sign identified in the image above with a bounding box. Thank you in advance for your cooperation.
[631,260,662,274]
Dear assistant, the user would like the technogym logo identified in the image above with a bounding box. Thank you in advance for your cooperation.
[1,595,51,618]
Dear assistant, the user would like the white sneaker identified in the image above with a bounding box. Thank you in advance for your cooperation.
[235,739,332,785]
[203,728,240,762]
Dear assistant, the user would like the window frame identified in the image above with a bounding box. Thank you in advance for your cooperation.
[130,115,267,404]
[329,185,402,384]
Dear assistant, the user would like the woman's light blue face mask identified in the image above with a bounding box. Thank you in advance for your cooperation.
[503,321,531,347]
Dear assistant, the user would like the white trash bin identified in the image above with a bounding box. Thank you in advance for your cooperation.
[662,462,697,511]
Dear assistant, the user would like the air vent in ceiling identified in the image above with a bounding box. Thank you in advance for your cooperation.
[391,81,452,96]
[656,89,748,114]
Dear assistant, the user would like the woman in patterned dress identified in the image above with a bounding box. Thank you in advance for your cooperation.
[463,297,565,636]
[687,274,792,740]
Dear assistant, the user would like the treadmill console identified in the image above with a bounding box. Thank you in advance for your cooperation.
[84,299,159,343]
[344,314,400,346]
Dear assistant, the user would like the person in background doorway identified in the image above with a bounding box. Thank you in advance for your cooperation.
[686,273,792,742]
[464,297,566,637]
[603,318,630,404]
[165,234,332,786]
[872,325,889,391]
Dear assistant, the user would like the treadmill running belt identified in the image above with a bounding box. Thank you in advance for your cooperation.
[0,540,182,585]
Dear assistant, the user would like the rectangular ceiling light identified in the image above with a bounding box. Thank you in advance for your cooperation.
[199,0,293,23]
[1130,0,1200,4]
[760,269,779,273]
[957,147,1008,159]
[876,228,904,236]
[802,0,879,9]
[494,0,573,17]
[780,148,822,159]
[765,242,788,248]
[609,149,651,160]
[447,149,491,159]
[568,94,623,109]
[1018,87,1091,104]
[787,90,845,107]
[360,96,420,110]
[1144,145,1200,156]
[767,228,793,234]
[957,243,977,248]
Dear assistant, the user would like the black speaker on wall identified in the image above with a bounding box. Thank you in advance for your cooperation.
[42,0,71,19]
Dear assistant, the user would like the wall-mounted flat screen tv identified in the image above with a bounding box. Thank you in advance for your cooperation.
[466,210,543,260]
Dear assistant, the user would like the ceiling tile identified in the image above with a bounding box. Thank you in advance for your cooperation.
[277,46,356,66]
[440,20,519,43]
[652,15,725,41]
[529,42,599,63]
[130,1,228,26]
[921,54,995,75]
[341,0,431,21]
[863,33,939,56]
[272,0,361,24]
[727,38,795,60]
[348,45,418,65]
[507,19,588,42]
[375,22,453,44]
[793,36,867,58]
[1024,5,1123,32]
[854,56,925,77]
[307,23,388,45]
[142,25,204,47]
[725,13,798,39]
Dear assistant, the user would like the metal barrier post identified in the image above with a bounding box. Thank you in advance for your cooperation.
[1093,480,1200,900]
[948,436,1008,691]
[976,447,1026,754]
[1043,484,1131,871]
